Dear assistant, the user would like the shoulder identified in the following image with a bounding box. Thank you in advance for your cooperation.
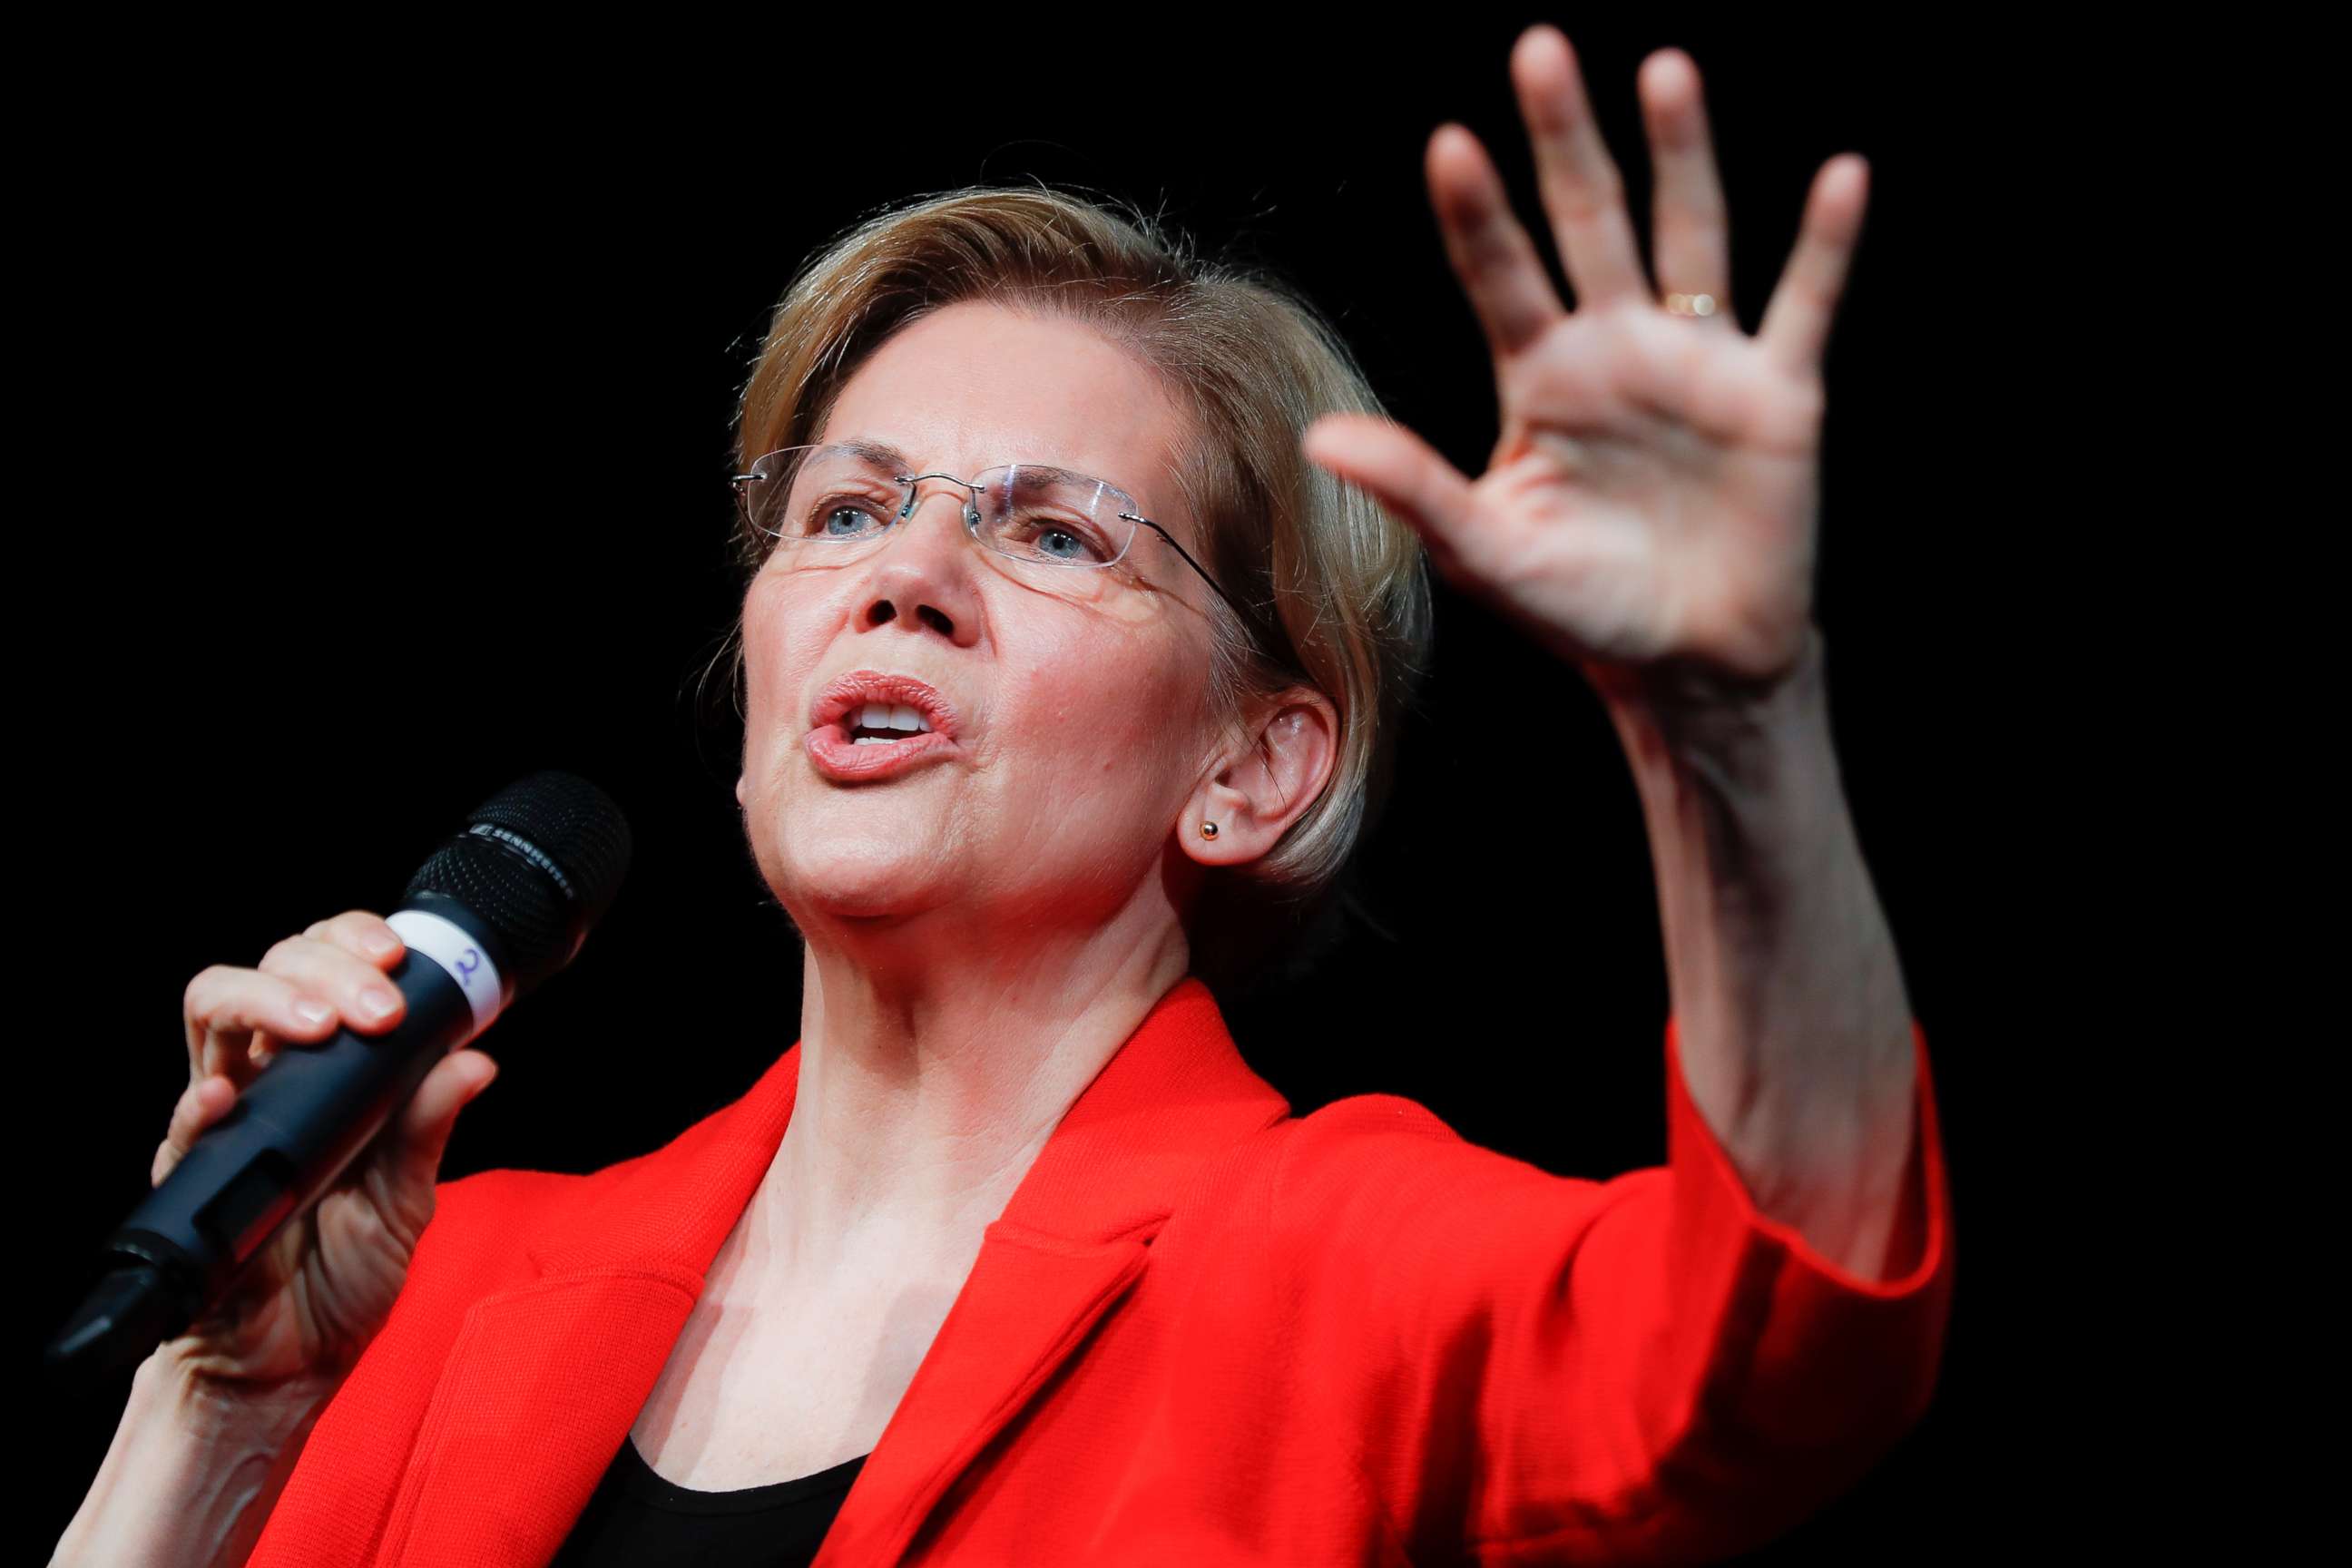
[413,1137,669,1284]
[1283,1092,1460,1142]
[398,1166,579,1296]
[416,1117,720,1272]
[427,1162,578,1233]
[1269,1091,1528,1176]
[1257,1091,1650,1242]
[428,1094,726,1221]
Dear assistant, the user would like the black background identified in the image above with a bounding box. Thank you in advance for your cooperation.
[27,15,2106,1561]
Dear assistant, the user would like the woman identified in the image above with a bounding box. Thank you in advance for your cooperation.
[59,24,1950,1567]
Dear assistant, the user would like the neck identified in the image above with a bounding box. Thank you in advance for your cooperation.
[742,887,1193,1290]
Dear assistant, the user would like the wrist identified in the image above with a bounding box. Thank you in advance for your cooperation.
[1592,627,1839,858]
[152,1344,340,1447]
[54,1355,338,1568]
[1593,625,1858,1012]
[1586,622,1828,747]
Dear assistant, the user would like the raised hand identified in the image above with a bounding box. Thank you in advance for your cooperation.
[1303,25,1868,697]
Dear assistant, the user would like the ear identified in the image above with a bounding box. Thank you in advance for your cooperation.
[735,772,748,808]
[1180,688,1339,867]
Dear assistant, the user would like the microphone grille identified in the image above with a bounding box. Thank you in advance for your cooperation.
[401,771,632,995]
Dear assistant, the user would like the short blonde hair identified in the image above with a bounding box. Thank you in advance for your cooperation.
[724,183,1434,995]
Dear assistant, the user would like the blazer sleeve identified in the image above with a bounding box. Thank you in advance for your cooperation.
[1266,1016,1953,1566]
[245,1166,557,1567]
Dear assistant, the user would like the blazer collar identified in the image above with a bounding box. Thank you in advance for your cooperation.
[380,975,1289,1568]
[526,973,1289,1276]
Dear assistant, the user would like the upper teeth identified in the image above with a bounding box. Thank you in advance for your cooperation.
[854,701,931,733]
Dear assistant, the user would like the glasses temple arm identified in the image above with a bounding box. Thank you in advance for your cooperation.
[1133,519,1277,652]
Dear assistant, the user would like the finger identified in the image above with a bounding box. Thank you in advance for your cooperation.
[184,965,338,1085]
[154,1073,236,1187]
[239,914,403,1074]
[304,910,406,972]
[257,934,407,1035]
[1637,48,1734,324]
[1758,153,1869,375]
[1511,25,1650,312]
[1426,123,1563,364]
[1302,416,1487,577]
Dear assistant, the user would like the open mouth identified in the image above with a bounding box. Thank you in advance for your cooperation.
[846,701,935,745]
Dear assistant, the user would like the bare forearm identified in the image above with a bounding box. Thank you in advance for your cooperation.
[1595,625,1918,1280]
[53,1349,335,1568]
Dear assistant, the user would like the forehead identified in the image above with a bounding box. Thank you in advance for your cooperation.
[817,302,1195,539]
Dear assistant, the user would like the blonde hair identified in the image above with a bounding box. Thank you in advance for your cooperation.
[722,183,1434,995]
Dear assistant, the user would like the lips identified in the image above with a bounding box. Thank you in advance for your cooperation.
[805,670,961,782]
[809,671,959,739]
[805,725,956,780]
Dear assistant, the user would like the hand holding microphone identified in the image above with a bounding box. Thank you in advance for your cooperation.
[45,771,632,1388]
[152,908,499,1396]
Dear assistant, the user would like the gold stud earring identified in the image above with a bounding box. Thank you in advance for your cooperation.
[1200,821,1219,839]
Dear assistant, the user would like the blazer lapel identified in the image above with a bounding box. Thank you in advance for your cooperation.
[380,976,1287,1568]
[816,977,1289,1564]
[379,1043,808,1568]
[377,1269,706,1567]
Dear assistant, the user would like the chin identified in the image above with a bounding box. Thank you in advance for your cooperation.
[775,841,951,925]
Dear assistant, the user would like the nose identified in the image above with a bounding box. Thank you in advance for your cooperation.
[855,482,983,644]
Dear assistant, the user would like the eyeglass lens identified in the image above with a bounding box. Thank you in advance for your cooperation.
[740,446,1139,570]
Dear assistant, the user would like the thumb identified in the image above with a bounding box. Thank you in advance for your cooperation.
[1302,415,1482,566]
[385,1049,498,1196]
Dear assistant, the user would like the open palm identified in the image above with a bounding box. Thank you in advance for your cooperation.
[1304,26,1867,693]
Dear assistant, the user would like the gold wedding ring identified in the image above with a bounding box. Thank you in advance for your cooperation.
[1663,292,1719,318]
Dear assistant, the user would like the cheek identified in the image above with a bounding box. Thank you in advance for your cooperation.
[1014,639,1205,811]
[739,578,812,761]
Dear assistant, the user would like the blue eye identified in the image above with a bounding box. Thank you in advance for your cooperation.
[995,511,1113,564]
[791,490,892,540]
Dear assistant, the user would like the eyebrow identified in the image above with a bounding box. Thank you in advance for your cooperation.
[833,437,916,474]
[831,438,1132,505]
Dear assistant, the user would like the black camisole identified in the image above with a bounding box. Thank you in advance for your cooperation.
[546,1433,869,1566]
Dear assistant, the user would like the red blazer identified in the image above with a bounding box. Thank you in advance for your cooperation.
[248,976,1953,1566]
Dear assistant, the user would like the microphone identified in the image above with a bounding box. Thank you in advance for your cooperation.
[44,771,632,1384]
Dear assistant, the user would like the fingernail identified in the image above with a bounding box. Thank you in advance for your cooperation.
[293,997,334,1025]
[361,930,400,958]
[360,986,400,1020]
